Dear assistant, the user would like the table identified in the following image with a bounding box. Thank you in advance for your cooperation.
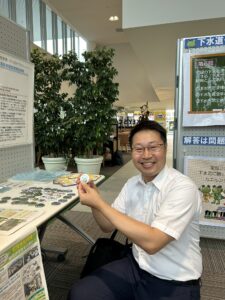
[0,175,105,254]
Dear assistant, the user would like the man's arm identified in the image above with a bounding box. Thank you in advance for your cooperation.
[79,182,115,232]
[96,199,174,254]
[91,207,115,233]
[78,183,174,254]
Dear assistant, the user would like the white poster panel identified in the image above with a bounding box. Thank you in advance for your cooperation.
[184,156,225,227]
[0,228,49,300]
[0,50,34,147]
[182,52,225,126]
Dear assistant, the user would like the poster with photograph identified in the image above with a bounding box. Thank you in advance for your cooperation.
[0,228,49,300]
[0,50,34,147]
[0,209,43,236]
[184,156,225,227]
[183,52,225,126]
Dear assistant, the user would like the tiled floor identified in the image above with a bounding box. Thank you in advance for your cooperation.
[73,134,173,212]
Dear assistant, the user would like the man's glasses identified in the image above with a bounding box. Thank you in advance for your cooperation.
[132,143,164,155]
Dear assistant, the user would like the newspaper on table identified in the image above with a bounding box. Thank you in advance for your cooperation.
[0,209,43,236]
[0,227,49,300]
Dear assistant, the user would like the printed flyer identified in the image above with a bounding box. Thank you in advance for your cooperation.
[0,50,34,147]
[0,228,49,300]
[184,156,225,227]
[0,209,43,236]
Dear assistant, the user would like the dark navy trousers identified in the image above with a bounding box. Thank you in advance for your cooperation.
[67,252,200,300]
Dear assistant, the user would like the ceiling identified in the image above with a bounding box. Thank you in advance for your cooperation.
[46,0,225,112]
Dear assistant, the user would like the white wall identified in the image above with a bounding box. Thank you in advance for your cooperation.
[123,0,225,29]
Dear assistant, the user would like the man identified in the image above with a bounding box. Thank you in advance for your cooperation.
[68,120,202,300]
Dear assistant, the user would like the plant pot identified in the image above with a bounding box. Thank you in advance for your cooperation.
[74,156,103,174]
[42,156,67,172]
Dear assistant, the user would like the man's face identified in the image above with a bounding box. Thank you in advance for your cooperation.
[131,130,167,182]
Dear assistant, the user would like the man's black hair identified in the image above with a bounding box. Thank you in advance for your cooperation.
[129,120,167,147]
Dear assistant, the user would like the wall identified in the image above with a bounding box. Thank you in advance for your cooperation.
[123,0,225,29]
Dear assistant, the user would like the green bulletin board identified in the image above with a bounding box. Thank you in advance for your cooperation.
[190,53,225,113]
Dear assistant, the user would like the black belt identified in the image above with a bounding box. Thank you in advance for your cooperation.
[171,278,200,286]
[142,270,200,286]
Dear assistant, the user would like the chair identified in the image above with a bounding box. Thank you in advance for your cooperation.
[118,132,130,152]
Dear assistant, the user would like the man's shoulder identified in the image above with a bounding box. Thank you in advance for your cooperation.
[165,167,197,187]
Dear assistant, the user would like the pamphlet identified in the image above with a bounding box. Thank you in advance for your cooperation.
[0,209,43,235]
[0,228,49,300]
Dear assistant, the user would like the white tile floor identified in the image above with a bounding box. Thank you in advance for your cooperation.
[73,134,173,212]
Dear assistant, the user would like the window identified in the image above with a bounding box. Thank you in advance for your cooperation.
[79,36,87,61]
[62,21,67,54]
[67,25,72,52]
[32,0,41,47]
[57,16,63,56]
[16,0,26,28]
[0,0,9,18]
[1,0,89,61]
[75,33,79,56]
[46,5,53,54]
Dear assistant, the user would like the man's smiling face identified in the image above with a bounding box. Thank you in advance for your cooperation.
[131,130,167,183]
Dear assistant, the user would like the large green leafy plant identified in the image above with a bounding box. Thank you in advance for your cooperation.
[31,48,70,164]
[62,47,119,157]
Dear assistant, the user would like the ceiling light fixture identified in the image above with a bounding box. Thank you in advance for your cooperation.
[109,16,119,22]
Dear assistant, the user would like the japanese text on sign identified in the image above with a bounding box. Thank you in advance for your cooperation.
[185,35,225,49]
[183,136,225,146]
[191,54,225,113]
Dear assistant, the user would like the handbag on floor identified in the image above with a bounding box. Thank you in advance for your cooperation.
[80,230,131,278]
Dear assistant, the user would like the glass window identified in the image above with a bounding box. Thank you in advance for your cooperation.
[62,21,67,54]
[30,0,88,60]
[79,36,87,61]
[71,30,75,52]
[75,33,79,56]
[0,0,9,18]
[16,0,27,28]
[32,0,41,47]
[46,5,53,54]
[67,25,72,52]
[57,16,63,56]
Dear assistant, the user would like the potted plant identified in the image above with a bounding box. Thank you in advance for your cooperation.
[62,47,119,174]
[31,48,71,171]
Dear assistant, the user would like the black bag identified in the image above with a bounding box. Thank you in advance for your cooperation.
[80,230,131,278]
[112,150,124,166]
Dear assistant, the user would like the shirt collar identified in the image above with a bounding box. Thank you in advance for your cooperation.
[137,165,169,190]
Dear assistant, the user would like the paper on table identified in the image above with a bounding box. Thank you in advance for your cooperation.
[0,208,43,235]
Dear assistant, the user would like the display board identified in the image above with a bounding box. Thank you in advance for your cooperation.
[174,34,225,239]
[190,53,225,113]
[0,15,34,183]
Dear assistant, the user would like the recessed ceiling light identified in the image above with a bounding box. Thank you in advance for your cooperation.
[109,16,119,22]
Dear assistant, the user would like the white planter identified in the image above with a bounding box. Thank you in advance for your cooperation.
[42,156,67,172]
[74,156,103,174]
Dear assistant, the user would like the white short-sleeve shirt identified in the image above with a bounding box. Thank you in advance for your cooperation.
[112,165,202,281]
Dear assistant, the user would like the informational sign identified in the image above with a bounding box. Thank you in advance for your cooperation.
[183,136,225,146]
[183,52,225,126]
[184,35,225,49]
[0,50,34,147]
[184,156,225,227]
[153,110,166,127]
[0,228,49,300]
